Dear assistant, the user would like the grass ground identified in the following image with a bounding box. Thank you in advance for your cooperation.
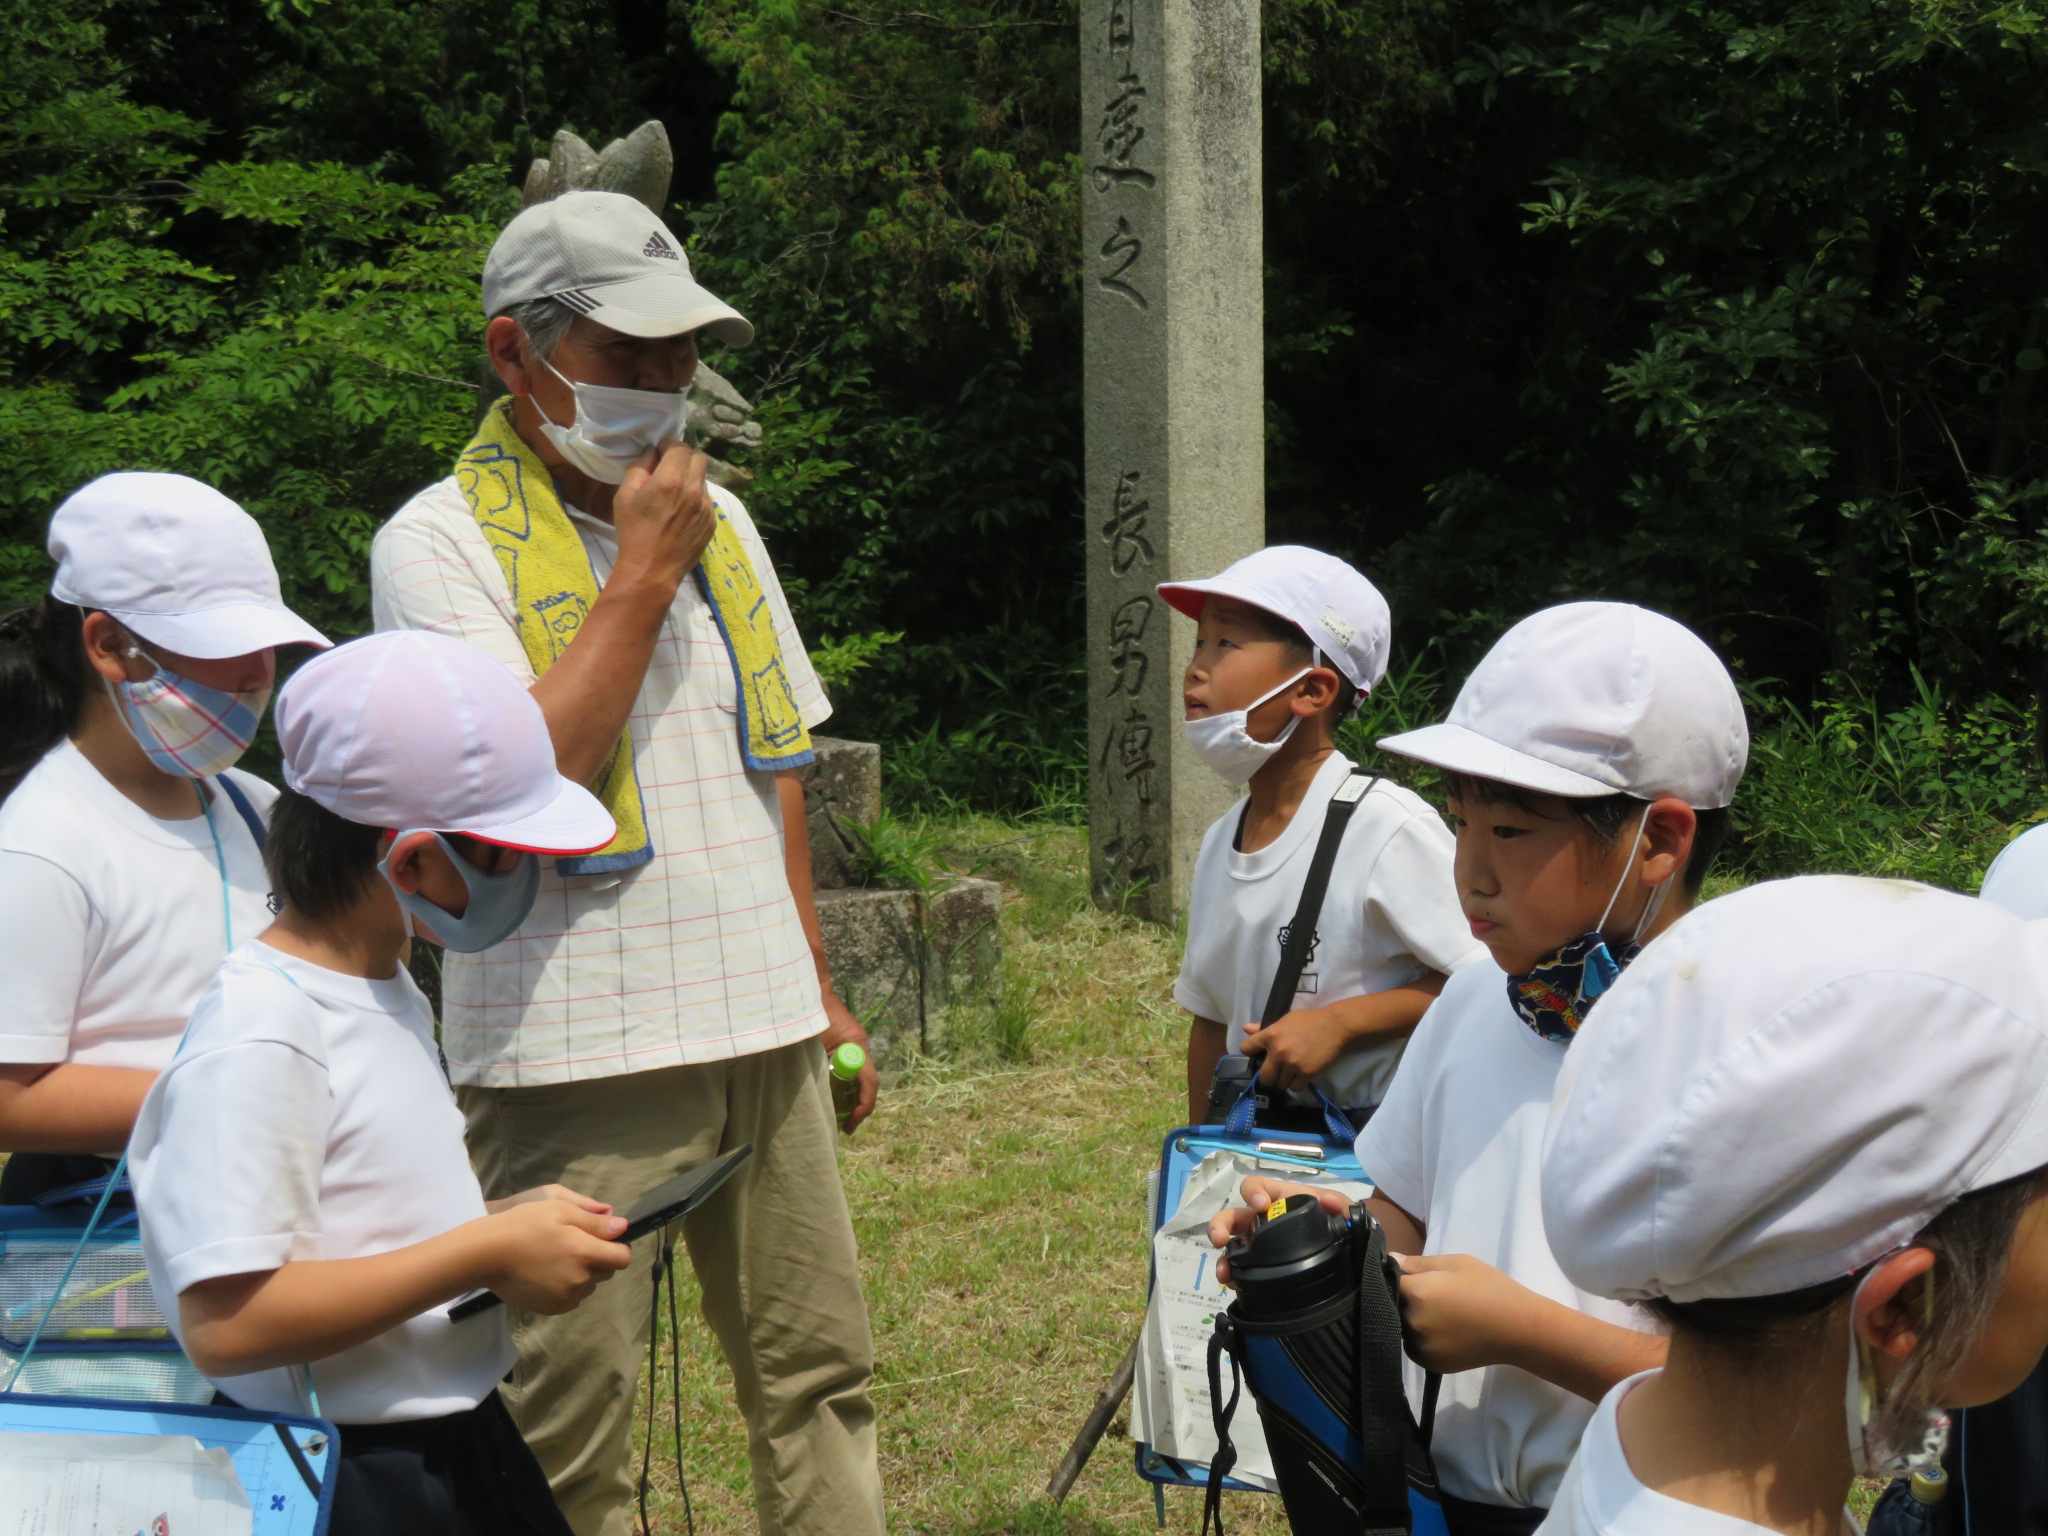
[636,816,1295,1535]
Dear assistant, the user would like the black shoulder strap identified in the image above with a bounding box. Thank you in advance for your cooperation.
[214,774,268,853]
[1259,770,1378,1027]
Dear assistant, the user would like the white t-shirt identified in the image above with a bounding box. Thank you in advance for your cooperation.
[0,740,276,1070]
[372,476,832,1086]
[1982,824,2048,918]
[130,944,516,1424]
[1356,963,1650,1508]
[1539,1372,1856,1535]
[1174,752,1485,1110]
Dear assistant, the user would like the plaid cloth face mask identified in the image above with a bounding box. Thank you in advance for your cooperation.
[106,648,269,779]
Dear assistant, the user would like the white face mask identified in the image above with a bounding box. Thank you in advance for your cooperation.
[1844,1260,1950,1479]
[533,357,689,485]
[1182,669,1313,785]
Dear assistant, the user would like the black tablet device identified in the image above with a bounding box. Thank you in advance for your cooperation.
[449,1144,754,1322]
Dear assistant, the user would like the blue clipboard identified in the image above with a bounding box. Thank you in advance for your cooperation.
[1135,1123,1448,1536]
[0,1390,339,1535]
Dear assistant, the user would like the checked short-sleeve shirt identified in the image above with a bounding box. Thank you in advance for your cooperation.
[370,474,831,1087]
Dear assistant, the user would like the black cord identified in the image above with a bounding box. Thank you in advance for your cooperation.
[663,1235,695,1536]
[637,1243,663,1535]
[634,1236,695,1536]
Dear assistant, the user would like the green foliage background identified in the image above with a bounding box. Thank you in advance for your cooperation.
[4,0,2047,867]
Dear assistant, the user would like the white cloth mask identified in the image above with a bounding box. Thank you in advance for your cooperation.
[533,358,689,485]
[1182,669,1312,785]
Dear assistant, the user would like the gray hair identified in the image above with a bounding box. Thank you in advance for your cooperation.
[492,296,577,363]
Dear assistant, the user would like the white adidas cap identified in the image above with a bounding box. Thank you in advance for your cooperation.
[1157,546,1392,698]
[1543,875,2048,1303]
[1378,601,1747,808]
[483,190,753,347]
[277,631,615,855]
[48,473,330,660]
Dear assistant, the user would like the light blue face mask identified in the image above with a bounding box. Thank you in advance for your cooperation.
[380,831,540,953]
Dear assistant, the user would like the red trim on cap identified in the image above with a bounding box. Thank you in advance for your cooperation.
[1154,585,1207,621]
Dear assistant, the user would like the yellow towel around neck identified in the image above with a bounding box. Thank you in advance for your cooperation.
[454,398,814,875]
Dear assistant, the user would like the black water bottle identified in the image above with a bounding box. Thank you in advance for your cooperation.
[1221,1194,1422,1534]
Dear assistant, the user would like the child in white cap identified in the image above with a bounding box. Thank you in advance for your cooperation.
[1539,875,2048,1535]
[1209,600,1749,1534]
[1159,546,1484,1131]
[129,630,632,1536]
[0,472,328,1202]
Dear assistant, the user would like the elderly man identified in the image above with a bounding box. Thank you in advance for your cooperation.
[370,190,884,1536]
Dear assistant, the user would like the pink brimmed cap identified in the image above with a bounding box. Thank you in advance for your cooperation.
[276,631,616,855]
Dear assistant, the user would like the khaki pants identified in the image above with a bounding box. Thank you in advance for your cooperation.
[460,1041,885,1536]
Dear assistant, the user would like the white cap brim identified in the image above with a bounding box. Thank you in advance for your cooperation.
[1376,721,1619,798]
[552,272,754,346]
[110,601,331,660]
[452,773,618,857]
[1155,574,1369,692]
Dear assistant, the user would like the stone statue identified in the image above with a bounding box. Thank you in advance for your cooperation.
[520,121,761,488]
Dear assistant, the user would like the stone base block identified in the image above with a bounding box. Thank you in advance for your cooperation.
[800,737,883,891]
[814,877,1002,1061]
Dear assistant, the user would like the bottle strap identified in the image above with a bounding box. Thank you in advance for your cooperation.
[1201,1315,1245,1536]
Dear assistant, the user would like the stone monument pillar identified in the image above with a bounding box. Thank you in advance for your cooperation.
[1082,0,1265,921]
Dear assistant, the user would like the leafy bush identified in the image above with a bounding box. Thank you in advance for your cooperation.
[1735,674,2039,890]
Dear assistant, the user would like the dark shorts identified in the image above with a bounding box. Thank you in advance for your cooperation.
[1436,1490,1549,1536]
[329,1390,573,1536]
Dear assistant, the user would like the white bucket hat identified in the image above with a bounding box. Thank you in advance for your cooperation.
[276,631,615,855]
[483,190,753,346]
[48,472,330,659]
[1378,601,1747,808]
[1543,875,2048,1303]
[1156,545,1393,697]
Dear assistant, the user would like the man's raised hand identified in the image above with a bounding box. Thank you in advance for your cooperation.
[613,441,718,590]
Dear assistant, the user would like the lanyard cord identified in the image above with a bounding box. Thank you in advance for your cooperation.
[5,782,243,1396]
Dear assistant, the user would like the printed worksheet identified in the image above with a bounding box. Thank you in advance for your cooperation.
[1131,1149,1371,1490]
[0,1431,252,1536]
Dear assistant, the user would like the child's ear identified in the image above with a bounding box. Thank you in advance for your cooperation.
[1856,1246,1939,1363]
[383,831,442,896]
[1292,666,1343,718]
[1641,797,1697,887]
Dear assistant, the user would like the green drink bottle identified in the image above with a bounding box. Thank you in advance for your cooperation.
[829,1042,867,1127]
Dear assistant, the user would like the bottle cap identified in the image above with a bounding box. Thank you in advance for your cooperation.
[1908,1466,1950,1506]
[829,1042,867,1081]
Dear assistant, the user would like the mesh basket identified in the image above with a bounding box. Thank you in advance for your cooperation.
[0,1212,211,1404]
[0,1340,212,1403]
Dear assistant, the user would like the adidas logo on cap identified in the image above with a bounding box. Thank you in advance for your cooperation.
[643,231,680,261]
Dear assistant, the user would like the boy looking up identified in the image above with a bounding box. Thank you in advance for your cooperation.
[1161,547,1483,1130]
[1209,601,1748,1535]
[130,630,633,1536]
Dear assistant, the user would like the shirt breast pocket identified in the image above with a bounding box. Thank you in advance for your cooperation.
[693,604,738,713]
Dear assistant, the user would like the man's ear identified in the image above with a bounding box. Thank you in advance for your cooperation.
[1641,796,1698,888]
[484,315,535,397]
[382,831,441,896]
[1856,1246,1939,1363]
